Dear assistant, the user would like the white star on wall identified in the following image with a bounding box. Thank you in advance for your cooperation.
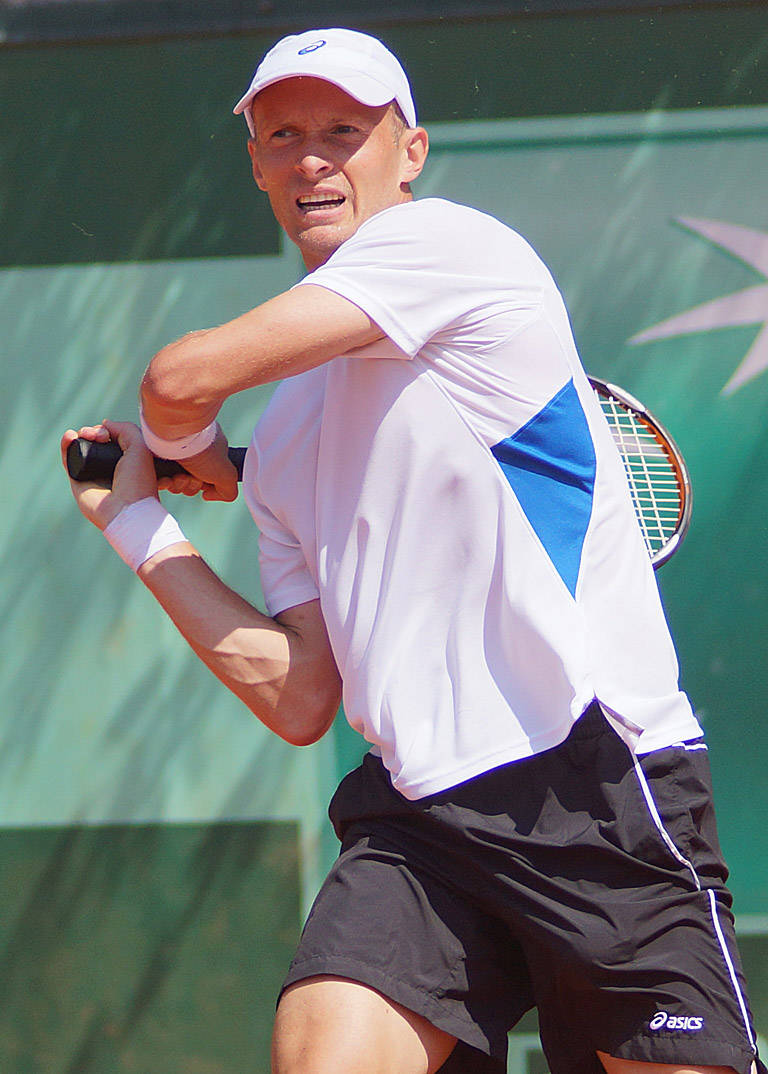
[630,218,768,394]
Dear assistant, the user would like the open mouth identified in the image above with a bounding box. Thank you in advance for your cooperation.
[297,194,346,213]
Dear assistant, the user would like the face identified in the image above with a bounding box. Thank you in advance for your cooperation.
[247,77,428,270]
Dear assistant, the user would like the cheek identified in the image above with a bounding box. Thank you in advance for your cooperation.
[257,169,292,215]
[247,143,262,185]
[358,143,405,194]
[251,156,276,193]
[266,191,293,227]
[248,143,283,193]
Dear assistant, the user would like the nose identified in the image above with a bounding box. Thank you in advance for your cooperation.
[295,136,334,179]
[296,153,334,180]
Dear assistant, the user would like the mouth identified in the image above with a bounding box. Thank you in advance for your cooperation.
[296,193,346,214]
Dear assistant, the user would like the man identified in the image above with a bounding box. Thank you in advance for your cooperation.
[62,28,763,1074]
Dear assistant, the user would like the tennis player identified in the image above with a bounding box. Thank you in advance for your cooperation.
[62,28,764,1074]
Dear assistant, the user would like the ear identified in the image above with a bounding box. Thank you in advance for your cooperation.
[400,126,429,185]
[247,139,269,192]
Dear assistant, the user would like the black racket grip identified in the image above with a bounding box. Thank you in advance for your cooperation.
[67,438,246,486]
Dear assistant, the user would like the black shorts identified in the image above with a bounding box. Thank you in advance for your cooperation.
[283,703,764,1074]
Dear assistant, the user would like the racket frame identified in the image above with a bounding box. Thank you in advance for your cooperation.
[588,376,692,568]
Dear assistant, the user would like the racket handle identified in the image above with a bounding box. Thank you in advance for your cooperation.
[67,438,246,486]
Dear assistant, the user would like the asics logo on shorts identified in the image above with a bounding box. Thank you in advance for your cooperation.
[650,1012,704,1032]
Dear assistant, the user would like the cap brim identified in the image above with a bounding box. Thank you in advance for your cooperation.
[233,68,415,130]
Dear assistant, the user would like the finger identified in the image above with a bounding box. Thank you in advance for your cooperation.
[101,419,145,451]
[60,430,105,493]
[60,429,79,468]
[76,423,112,442]
[201,481,238,503]
[182,476,206,496]
[159,473,204,497]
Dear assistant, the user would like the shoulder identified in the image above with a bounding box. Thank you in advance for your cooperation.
[330,198,543,272]
[358,197,515,238]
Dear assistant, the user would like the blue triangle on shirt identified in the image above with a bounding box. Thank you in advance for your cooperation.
[491,378,596,597]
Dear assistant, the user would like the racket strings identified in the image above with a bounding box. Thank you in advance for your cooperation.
[598,394,683,557]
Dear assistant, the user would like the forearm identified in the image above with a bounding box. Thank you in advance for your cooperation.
[60,420,334,734]
[137,543,341,746]
[139,285,383,439]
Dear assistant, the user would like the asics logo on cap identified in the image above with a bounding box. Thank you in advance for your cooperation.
[649,1012,704,1032]
[298,40,326,54]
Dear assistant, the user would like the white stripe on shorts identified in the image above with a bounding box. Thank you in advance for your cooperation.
[707,888,757,1052]
[632,754,757,1056]
[631,756,701,890]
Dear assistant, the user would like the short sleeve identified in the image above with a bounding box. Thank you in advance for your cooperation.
[294,198,545,358]
[250,497,319,617]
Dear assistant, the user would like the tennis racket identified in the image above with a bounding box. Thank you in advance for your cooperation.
[66,377,692,568]
[589,377,692,568]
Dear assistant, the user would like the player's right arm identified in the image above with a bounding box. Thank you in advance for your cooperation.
[60,420,341,746]
[138,284,384,502]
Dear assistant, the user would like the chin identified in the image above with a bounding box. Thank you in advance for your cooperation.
[297,228,349,270]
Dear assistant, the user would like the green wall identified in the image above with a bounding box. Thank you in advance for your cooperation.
[0,822,299,1073]
[2,6,767,1071]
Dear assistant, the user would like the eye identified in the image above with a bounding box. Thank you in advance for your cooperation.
[332,124,360,136]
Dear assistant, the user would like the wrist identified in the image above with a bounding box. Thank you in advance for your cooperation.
[103,497,188,572]
[139,407,218,460]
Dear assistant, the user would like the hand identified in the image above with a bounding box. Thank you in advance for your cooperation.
[61,420,160,530]
[168,423,239,503]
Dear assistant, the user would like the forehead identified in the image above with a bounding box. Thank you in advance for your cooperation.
[250,76,389,128]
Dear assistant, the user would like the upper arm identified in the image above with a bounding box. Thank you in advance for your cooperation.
[141,284,385,424]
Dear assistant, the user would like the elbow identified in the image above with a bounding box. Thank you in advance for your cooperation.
[217,612,342,749]
[272,693,339,748]
[261,677,341,748]
[280,723,332,748]
[141,331,219,414]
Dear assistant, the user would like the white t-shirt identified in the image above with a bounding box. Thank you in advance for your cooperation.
[243,198,702,799]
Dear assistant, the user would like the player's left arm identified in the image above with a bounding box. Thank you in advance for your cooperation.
[60,420,342,745]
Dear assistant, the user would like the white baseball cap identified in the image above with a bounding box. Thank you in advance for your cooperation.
[233,28,417,136]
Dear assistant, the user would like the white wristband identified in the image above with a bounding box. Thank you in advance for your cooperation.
[103,497,188,572]
[140,407,218,460]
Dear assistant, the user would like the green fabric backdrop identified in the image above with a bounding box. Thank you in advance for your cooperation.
[1,9,766,1070]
